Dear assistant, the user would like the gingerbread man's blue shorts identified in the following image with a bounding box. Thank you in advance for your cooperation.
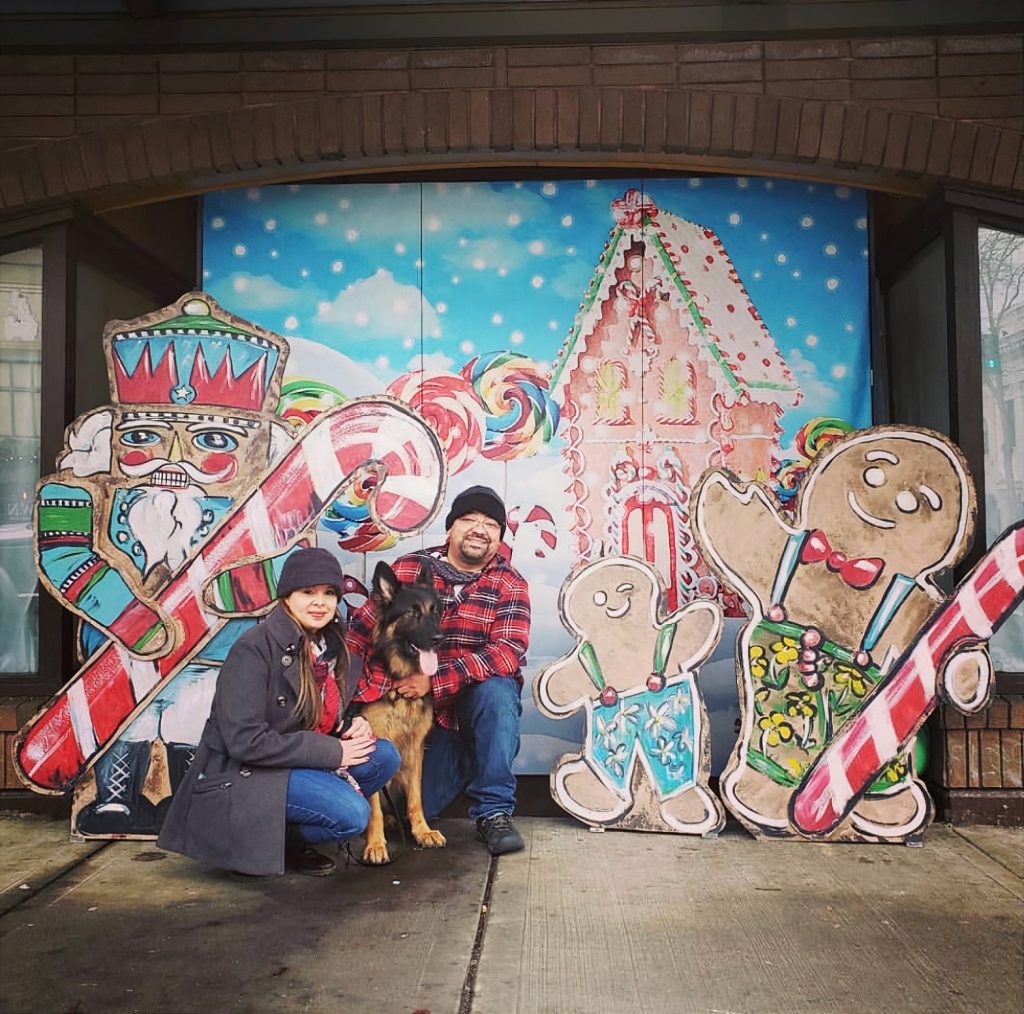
[588,680,698,798]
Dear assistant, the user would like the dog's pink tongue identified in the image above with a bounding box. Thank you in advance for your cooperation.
[416,647,439,677]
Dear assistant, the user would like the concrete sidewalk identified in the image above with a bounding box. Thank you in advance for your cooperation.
[1,811,1022,1014]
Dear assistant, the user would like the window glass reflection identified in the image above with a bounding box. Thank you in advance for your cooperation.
[0,246,41,674]
[979,225,1024,672]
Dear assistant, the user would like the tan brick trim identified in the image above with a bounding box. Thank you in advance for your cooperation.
[1,87,1021,215]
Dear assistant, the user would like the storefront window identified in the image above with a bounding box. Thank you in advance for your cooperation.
[979,225,1024,672]
[0,246,41,674]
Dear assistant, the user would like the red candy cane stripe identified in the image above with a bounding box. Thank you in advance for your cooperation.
[791,521,1024,836]
[15,398,445,793]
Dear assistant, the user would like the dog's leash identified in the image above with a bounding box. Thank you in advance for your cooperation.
[342,785,410,868]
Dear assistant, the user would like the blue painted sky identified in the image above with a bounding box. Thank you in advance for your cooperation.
[202,176,871,449]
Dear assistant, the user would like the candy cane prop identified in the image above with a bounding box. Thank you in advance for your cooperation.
[16,397,446,793]
[791,521,1024,837]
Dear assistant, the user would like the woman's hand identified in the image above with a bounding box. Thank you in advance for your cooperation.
[338,725,376,767]
[395,673,431,700]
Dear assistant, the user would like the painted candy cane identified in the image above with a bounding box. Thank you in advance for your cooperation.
[791,520,1024,837]
[16,397,446,793]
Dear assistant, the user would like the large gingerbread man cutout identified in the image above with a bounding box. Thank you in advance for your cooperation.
[535,556,725,836]
[693,425,992,843]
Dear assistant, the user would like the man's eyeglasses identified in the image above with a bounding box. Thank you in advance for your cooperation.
[454,514,501,535]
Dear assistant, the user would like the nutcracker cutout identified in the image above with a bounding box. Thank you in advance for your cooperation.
[693,426,1023,843]
[16,294,446,837]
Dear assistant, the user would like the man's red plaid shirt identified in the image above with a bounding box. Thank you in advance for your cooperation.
[346,547,531,729]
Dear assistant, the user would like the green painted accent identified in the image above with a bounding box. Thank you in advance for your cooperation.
[139,313,255,338]
[578,640,606,692]
[263,557,278,600]
[548,225,624,391]
[133,620,165,653]
[38,505,92,531]
[648,231,744,400]
[77,565,108,601]
[758,617,881,678]
[216,571,236,612]
[652,621,676,676]
[912,724,929,772]
[647,225,798,398]
[747,747,802,788]
[279,378,348,402]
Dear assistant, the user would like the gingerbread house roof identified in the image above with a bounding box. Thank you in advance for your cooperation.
[549,189,802,408]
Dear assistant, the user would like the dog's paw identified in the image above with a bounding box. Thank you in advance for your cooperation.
[413,827,447,849]
[362,841,392,865]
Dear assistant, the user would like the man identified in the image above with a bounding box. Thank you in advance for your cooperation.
[347,485,531,855]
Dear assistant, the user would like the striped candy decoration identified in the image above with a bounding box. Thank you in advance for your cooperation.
[15,397,445,793]
[790,520,1024,837]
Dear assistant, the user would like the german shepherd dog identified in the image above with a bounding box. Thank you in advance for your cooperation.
[360,560,446,864]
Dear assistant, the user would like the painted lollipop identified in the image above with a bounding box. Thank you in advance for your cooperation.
[461,351,560,461]
[387,370,486,476]
[279,378,347,428]
[794,417,853,461]
[773,459,808,506]
[507,504,559,558]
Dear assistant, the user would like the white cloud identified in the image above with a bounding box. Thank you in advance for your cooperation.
[283,336,385,398]
[407,350,455,372]
[315,268,442,342]
[784,347,838,405]
[212,272,311,312]
[446,236,527,274]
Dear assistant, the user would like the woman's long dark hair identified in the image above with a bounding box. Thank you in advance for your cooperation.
[282,603,349,730]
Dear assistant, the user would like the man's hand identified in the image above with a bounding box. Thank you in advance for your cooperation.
[395,672,431,700]
[344,714,373,739]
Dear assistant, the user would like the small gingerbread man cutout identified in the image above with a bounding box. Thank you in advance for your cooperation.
[693,425,992,843]
[534,556,725,836]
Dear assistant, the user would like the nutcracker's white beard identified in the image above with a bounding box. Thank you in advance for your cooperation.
[126,485,206,578]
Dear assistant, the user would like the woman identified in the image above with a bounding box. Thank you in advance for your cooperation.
[158,547,400,876]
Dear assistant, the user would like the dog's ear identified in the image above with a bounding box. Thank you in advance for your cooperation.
[414,560,433,588]
[372,561,399,605]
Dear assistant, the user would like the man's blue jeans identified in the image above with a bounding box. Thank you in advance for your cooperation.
[421,676,522,822]
[285,738,400,844]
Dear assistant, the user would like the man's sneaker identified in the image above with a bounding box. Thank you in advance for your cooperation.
[476,812,524,856]
[285,844,335,876]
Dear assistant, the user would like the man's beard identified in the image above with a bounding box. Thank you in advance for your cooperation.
[126,485,206,578]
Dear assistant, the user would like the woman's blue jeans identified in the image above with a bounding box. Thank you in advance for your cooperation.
[421,676,522,822]
[285,738,400,845]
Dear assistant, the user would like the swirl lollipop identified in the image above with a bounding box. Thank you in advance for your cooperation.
[794,417,853,462]
[773,459,808,506]
[387,371,486,476]
[278,378,347,428]
[461,351,560,461]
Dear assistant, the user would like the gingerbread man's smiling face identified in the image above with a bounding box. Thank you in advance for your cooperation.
[565,559,656,634]
[805,433,970,577]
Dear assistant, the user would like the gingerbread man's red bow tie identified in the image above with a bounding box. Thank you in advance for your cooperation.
[799,529,885,589]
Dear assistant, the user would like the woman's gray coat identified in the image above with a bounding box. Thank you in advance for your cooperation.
[157,604,356,875]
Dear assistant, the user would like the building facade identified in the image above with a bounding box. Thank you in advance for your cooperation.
[0,1,1021,824]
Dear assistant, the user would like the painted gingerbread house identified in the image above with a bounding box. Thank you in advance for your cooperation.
[550,189,802,613]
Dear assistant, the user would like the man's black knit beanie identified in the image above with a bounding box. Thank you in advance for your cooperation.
[444,485,507,538]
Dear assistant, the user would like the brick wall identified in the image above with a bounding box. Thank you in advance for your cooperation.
[1,34,1020,152]
[0,698,43,791]
[931,696,1024,825]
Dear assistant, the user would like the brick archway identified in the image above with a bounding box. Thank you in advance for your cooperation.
[1,86,1021,214]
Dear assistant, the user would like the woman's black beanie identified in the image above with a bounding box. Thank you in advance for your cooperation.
[277,547,345,598]
[444,485,507,538]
